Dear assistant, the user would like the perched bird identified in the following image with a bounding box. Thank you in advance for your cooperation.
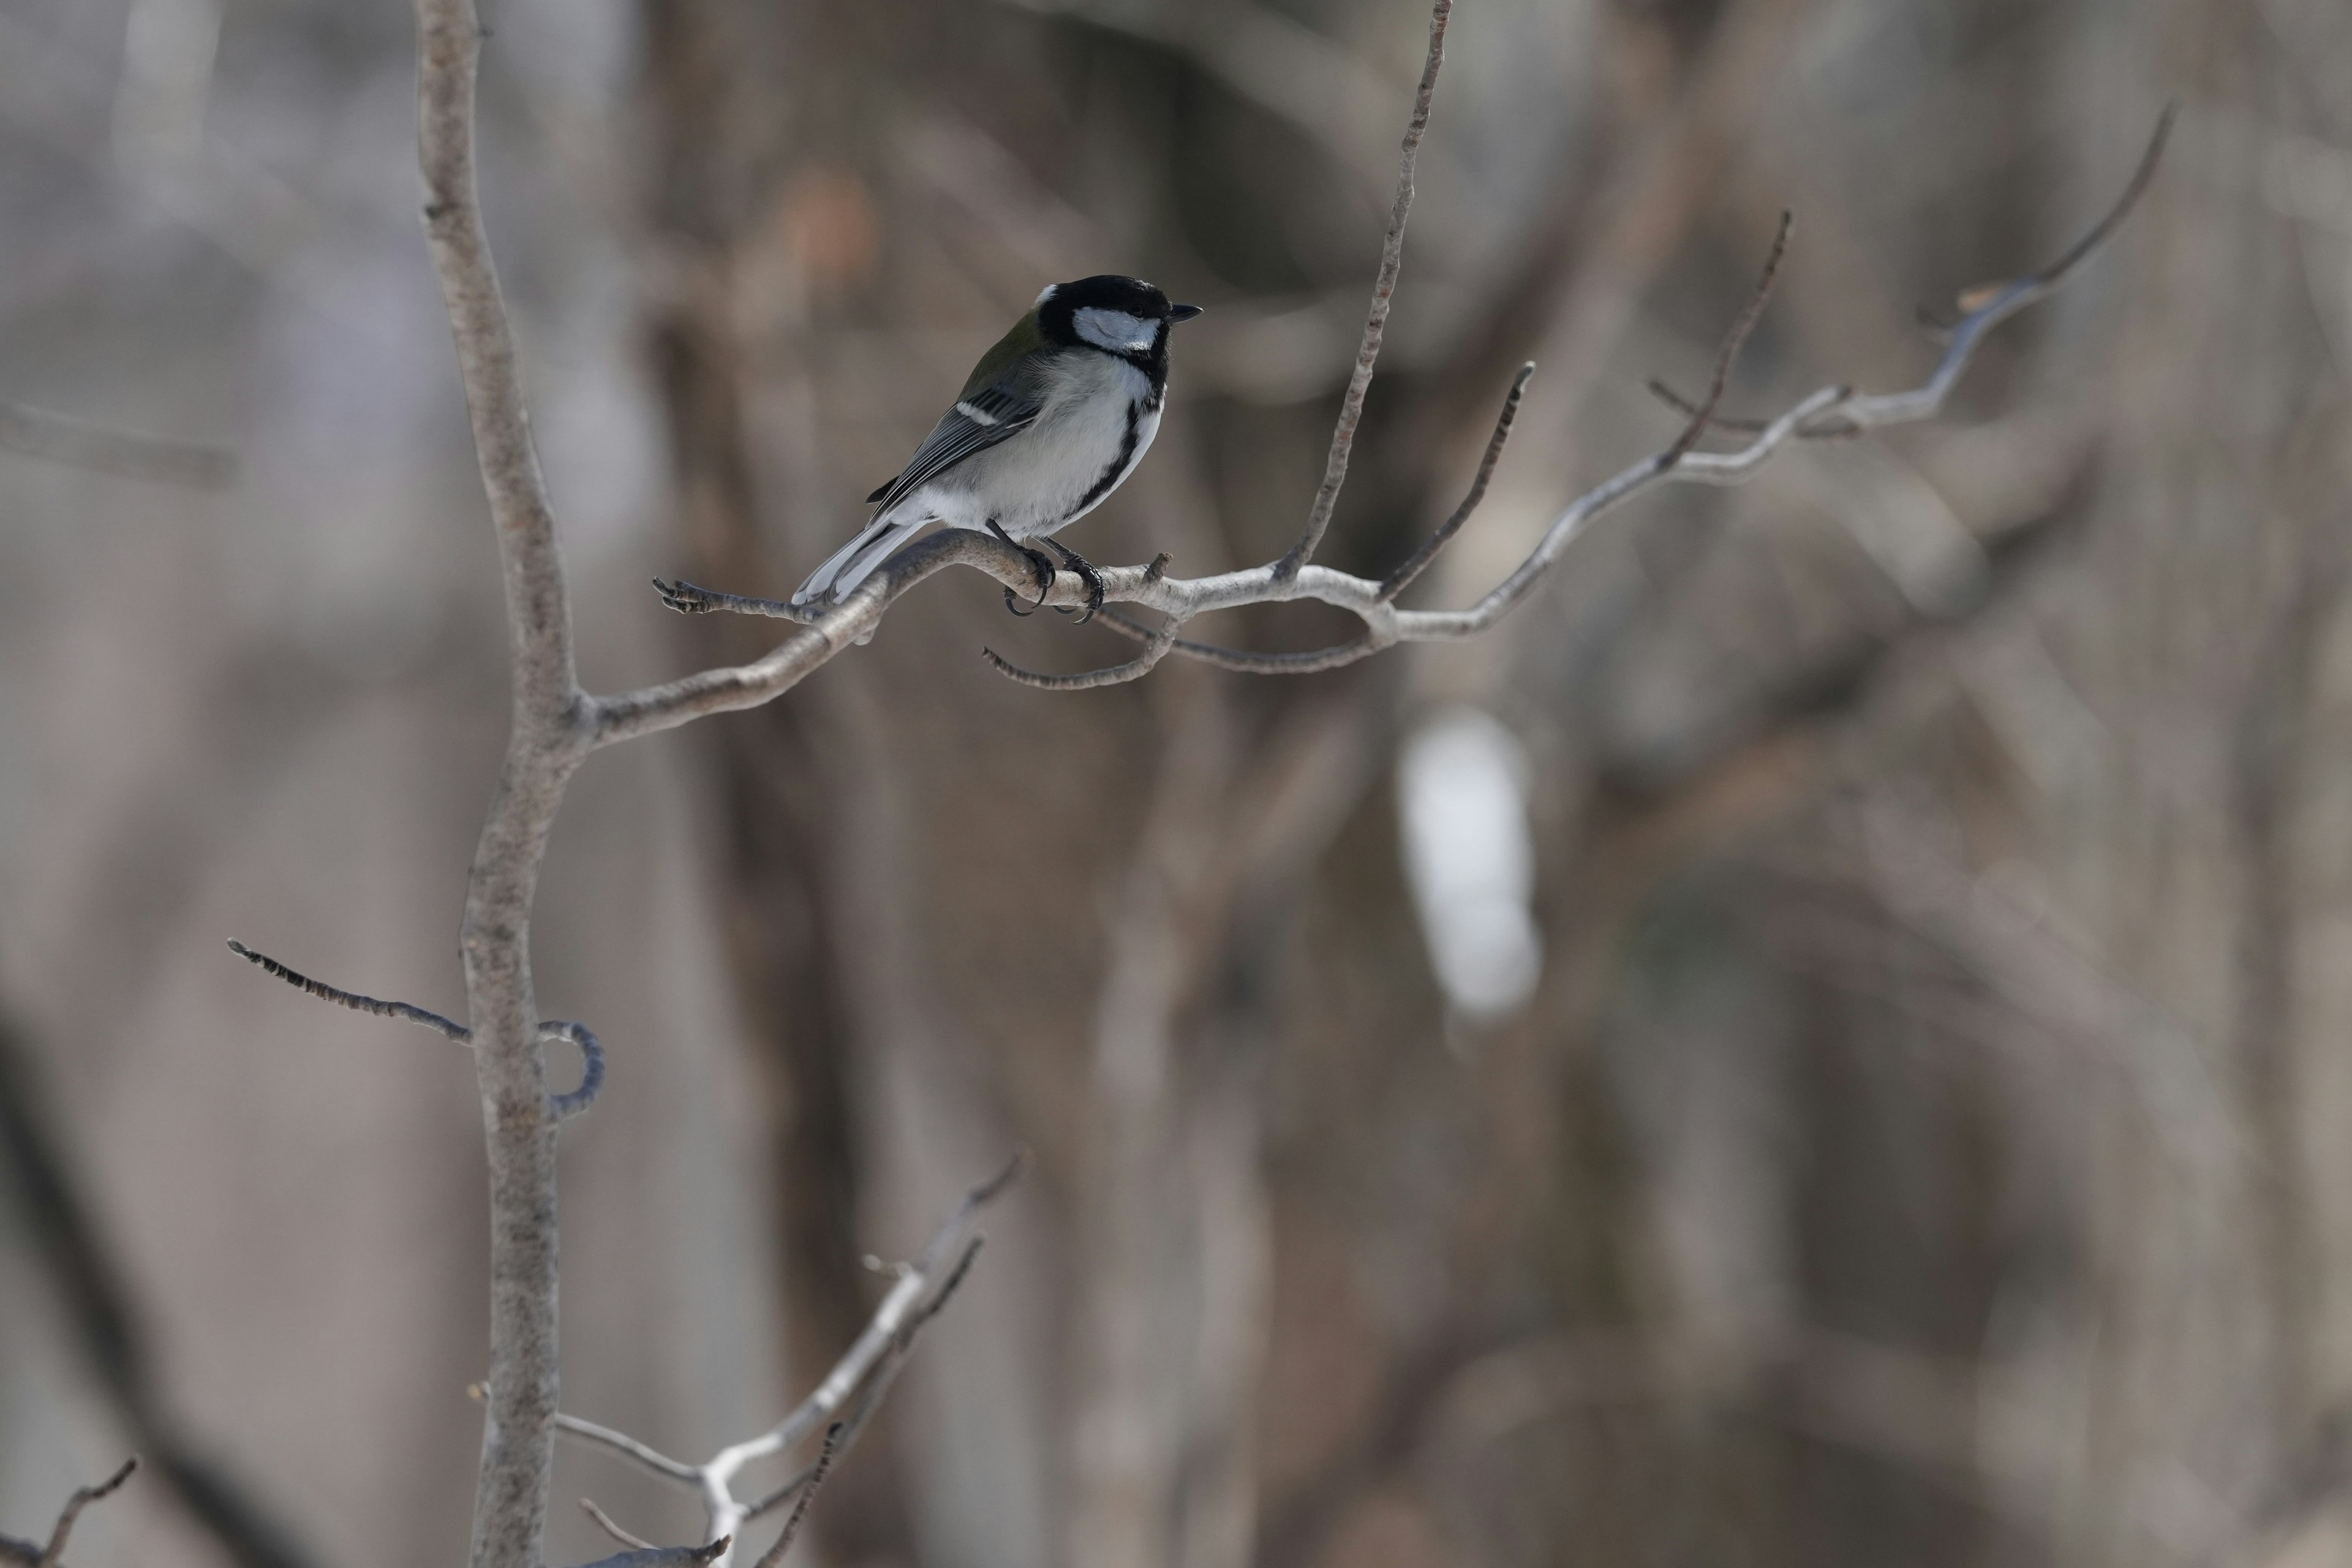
[791,274,1202,618]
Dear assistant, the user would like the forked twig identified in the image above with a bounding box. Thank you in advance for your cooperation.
[1662,209,1792,463]
[545,1159,1020,1568]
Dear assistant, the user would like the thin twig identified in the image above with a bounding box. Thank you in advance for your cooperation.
[549,1415,701,1484]
[982,611,1186,690]
[1378,361,1536,602]
[580,1501,658,1553]
[1662,209,1792,464]
[1094,609,1379,675]
[226,940,469,1042]
[1272,0,1452,581]
[748,1430,839,1568]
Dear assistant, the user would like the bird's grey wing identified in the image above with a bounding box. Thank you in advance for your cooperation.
[867,375,1044,513]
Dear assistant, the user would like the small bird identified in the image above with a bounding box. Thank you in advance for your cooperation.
[791,274,1202,618]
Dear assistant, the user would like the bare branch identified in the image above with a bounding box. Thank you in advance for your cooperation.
[0,1458,138,1568]
[568,1537,729,1568]
[983,611,1187,690]
[747,1429,838,1568]
[226,940,469,1042]
[1968,102,2174,307]
[734,1237,987,1528]
[410,0,605,1548]
[654,114,2165,690]
[549,1415,700,1485]
[579,1501,657,1553]
[0,404,235,488]
[1094,611,1379,676]
[543,1164,1016,1567]
[1377,361,1536,603]
[1272,0,1451,581]
[1661,209,1792,464]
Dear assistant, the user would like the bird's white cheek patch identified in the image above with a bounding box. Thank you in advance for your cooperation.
[1074,307,1156,353]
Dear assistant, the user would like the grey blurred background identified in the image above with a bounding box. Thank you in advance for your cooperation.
[0,1,2343,1566]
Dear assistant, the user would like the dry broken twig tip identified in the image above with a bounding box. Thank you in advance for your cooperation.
[0,1457,137,1568]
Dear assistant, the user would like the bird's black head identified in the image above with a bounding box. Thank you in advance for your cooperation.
[1035,275,1202,373]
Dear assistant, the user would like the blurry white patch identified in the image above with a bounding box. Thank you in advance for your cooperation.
[1074,307,1155,353]
[111,0,221,179]
[1398,708,1541,1021]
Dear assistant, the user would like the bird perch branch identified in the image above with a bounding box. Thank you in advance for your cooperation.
[638,102,2167,695]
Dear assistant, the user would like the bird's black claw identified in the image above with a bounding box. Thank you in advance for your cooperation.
[1023,549,1057,606]
[1045,541,1107,625]
[986,519,1058,609]
[1001,587,1035,617]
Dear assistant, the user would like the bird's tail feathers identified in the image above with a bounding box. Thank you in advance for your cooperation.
[791,513,923,606]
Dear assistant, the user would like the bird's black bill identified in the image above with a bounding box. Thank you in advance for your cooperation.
[1168,303,1204,323]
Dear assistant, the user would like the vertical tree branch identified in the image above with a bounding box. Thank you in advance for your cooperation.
[413,2,594,1566]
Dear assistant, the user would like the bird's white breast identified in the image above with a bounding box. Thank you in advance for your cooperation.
[916,352,1161,539]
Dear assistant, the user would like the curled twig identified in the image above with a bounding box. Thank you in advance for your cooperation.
[228,941,604,1118]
